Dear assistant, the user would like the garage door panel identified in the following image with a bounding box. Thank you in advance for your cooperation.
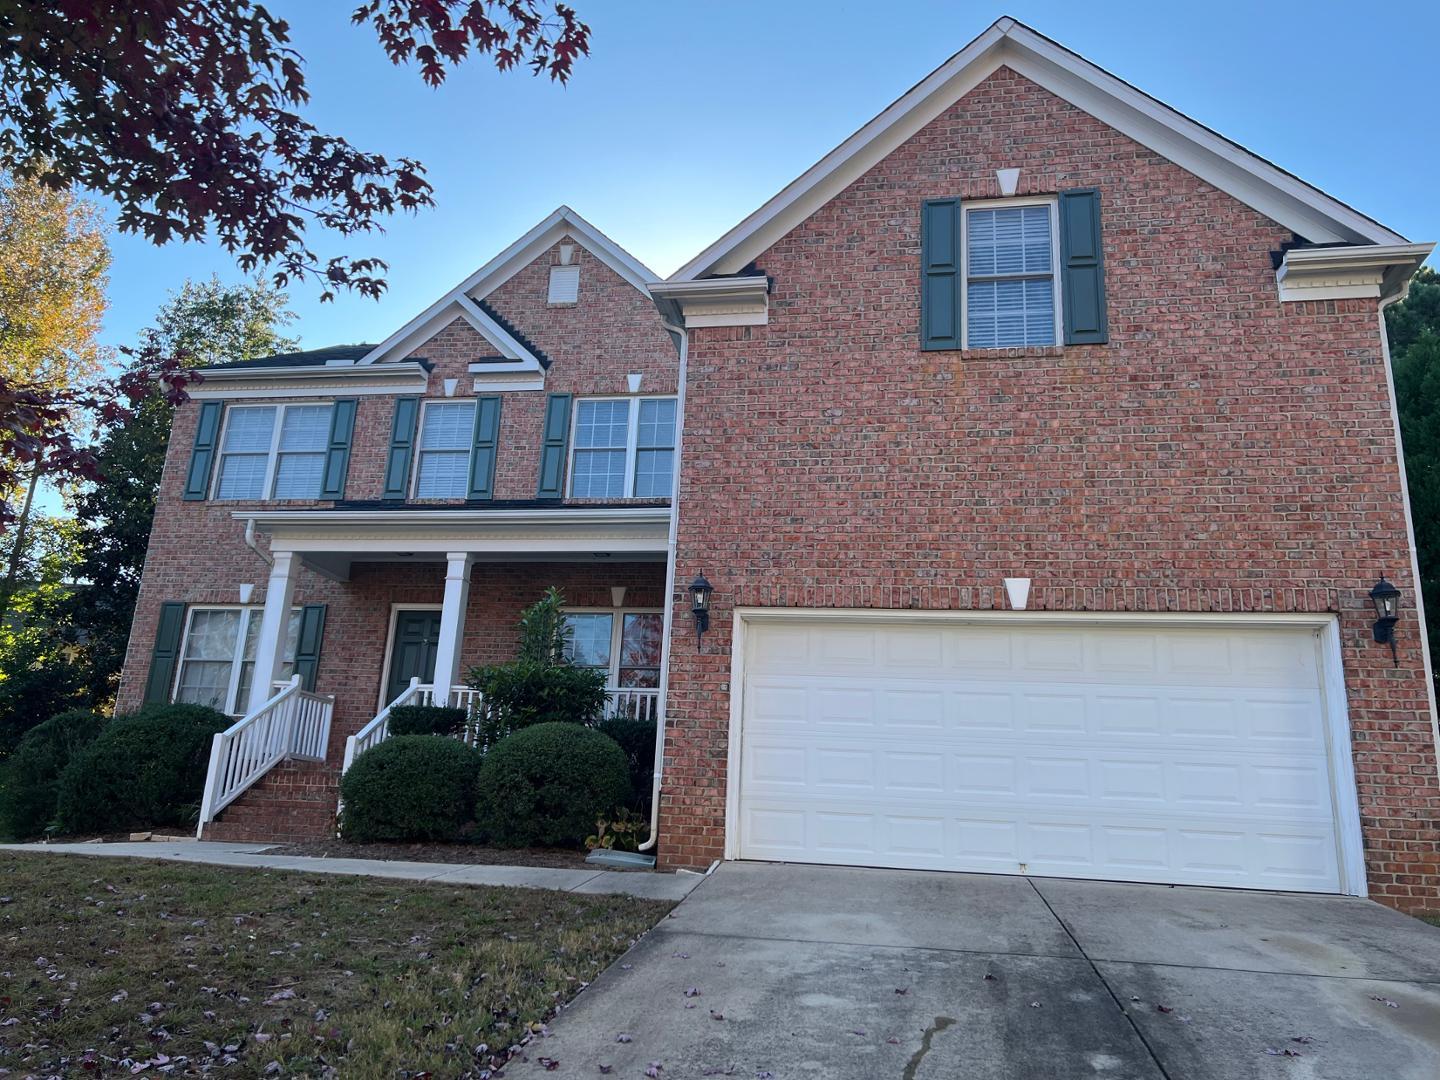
[738,620,1348,892]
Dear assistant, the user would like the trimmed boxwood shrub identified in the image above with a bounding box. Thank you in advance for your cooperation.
[0,709,107,839]
[54,704,229,834]
[597,717,656,808]
[387,705,468,738]
[474,723,630,847]
[339,735,481,842]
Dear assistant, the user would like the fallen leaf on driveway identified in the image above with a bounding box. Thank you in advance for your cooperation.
[684,987,701,998]
[1029,1002,1042,1009]
[644,1063,663,1078]
[1156,1005,1173,1014]
[1370,996,1400,1008]
[616,1034,633,1043]
[537,1058,559,1071]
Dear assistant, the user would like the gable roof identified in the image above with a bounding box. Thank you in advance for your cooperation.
[359,206,658,366]
[673,16,1408,281]
[205,344,376,370]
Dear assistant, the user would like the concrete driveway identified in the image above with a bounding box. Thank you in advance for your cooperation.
[537,862,1440,1079]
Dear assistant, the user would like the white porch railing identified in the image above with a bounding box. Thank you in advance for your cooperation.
[342,677,423,774]
[340,684,662,777]
[196,675,335,834]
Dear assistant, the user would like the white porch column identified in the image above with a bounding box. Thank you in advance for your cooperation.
[246,550,299,714]
[431,552,473,706]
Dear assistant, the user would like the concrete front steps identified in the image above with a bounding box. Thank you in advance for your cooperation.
[201,759,338,843]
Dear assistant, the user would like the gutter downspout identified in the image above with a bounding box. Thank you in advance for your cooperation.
[639,318,688,853]
[1377,291,1440,772]
[243,518,274,569]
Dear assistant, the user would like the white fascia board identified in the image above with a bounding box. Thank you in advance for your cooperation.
[359,206,658,366]
[649,276,771,326]
[355,296,542,371]
[1276,242,1434,302]
[188,362,429,399]
[672,18,1404,281]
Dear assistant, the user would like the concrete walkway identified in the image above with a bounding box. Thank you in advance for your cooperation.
[0,840,701,901]
[538,862,1440,1079]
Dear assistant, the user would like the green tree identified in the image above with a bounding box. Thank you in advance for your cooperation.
[1386,266,1440,672]
[0,515,86,754]
[66,278,297,708]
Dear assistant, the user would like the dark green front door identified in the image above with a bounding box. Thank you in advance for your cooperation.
[386,610,442,705]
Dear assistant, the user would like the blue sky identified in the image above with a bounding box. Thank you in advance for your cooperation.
[100,0,1437,354]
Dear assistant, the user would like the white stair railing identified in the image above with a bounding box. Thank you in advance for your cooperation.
[604,687,660,722]
[196,675,335,835]
[341,677,422,776]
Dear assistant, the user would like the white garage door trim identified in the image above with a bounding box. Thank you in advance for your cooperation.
[724,608,1367,897]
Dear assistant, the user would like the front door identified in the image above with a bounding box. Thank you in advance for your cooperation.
[385,609,443,705]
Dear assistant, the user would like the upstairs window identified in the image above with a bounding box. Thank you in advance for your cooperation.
[215,403,333,501]
[414,400,476,499]
[569,396,676,498]
[964,201,1058,348]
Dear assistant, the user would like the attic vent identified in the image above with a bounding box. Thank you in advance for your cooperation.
[548,265,580,305]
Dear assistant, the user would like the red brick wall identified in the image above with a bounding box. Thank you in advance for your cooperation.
[658,67,1440,912]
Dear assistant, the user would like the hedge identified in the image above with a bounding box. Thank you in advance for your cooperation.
[0,709,107,839]
[387,704,468,738]
[596,717,656,808]
[339,735,481,842]
[474,723,630,847]
[53,704,230,834]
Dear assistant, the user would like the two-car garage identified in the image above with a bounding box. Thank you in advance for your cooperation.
[730,613,1364,894]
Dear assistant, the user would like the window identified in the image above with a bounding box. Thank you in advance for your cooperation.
[215,403,333,501]
[414,400,475,499]
[963,201,1059,349]
[569,397,676,498]
[173,606,300,716]
[562,610,663,688]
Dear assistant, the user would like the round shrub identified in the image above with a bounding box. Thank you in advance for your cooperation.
[474,723,630,847]
[387,704,468,738]
[53,704,229,834]
[596,717,656,808]
[340,735,481,843]
[0,709,106,840]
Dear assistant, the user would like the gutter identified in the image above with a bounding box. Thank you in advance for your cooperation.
[195,360,431,382]
[639,319,689,854]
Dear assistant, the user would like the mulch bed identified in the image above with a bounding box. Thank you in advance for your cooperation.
[267,839,590,868]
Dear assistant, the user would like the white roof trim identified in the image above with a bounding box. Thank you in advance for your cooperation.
[673,17,1407,280]
[1276,242,1434,302]
[360,206,658,366]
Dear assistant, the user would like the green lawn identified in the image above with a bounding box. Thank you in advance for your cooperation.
[1421,911,1440,929]
[0,852,672,1076]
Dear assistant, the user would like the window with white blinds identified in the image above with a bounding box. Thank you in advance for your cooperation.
[414,400,476,499]
[964,202,1058,349]
[569,396,676,498]
[214,403,334,501]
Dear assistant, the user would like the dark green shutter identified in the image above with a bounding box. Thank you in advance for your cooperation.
[382,397,420,501]
[536,393,572,498]
[319,399,357,499]
[182,401,224,500]
[293,604,326,692]
[921,198,963,350]
[1059,188,1108,345]
[467,396,502,500]
[144,602,187,704]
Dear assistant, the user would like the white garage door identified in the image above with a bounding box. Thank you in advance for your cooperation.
[737,618,1351,892]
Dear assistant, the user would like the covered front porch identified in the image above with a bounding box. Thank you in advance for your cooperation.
[196,505,672,836]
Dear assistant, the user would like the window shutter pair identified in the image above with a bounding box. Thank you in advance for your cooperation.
[184,399,359,500]
[146,602,327,703]
[919,189,1108,349]
[383,395,501,501]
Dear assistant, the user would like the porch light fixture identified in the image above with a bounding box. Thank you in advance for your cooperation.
[689,573,713,647]
[1369,574,1402,667]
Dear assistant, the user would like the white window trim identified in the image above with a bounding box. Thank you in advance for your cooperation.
[959,195,1063,350]
[563,607,663,688]
[410,398,478,500]
[212,402,333,502]
[171,604,300,717]
[567,396,677,499]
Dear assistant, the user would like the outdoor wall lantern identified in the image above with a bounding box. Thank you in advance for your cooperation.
[1369,574,1402,667]
[689,573,713,647]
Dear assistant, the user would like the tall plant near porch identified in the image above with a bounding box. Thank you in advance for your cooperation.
[467,587,607,745]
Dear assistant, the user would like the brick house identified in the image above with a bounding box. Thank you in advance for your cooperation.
[119,19,1440,910]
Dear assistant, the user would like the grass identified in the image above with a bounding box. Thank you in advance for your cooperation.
[1420,911,1440,929]
[0,852,673,1077]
